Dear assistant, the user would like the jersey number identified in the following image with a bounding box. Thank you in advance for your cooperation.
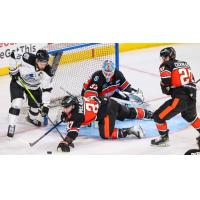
[179,68,193,85]
[89,84,98,90]
[85,103,99,114]
[67,121,74,128]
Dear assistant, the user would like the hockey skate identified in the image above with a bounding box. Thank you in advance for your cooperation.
[7,125,16,137]
[151,134,169,147]
[125,124,145,139]
[26,116,41,127]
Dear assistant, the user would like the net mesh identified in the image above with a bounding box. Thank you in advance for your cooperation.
[49,43,118,106]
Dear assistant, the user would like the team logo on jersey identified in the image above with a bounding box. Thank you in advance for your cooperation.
[24,73,37,82]
[29,73,34,78]
[94,76,99,82]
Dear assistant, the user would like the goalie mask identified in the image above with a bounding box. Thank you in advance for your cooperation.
[102,60,115,82]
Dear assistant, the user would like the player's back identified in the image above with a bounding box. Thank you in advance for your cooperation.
[79,97,99,126]
[161,60,194,87]
[160,59,196,97]
[171,60,194,88]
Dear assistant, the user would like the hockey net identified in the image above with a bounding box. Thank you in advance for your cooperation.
[48,43,119,107]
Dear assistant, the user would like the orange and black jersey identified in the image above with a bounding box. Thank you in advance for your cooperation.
[66,96,100,140]
[82,70,131,98]
[159,59,196,96]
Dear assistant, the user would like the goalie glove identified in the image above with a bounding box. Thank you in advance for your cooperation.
[123,88,144,103]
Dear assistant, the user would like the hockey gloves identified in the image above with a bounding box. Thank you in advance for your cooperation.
[60,112,67,122]
[57,137,74,152]
[160,82,170,95]
[40,106,49,117]
[9,65,20,81]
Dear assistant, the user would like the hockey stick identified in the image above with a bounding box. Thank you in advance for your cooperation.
[51,52,63,73]
[47,116,65,140]
[18,77,40,107]
[195,78,200,84]
[60,86,74,96]
[29,120,63,147]
[18,77,65,140]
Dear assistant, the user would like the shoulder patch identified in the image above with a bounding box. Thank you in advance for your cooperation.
[93,76,99,82]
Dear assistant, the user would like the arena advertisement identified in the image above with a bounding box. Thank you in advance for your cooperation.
[0,43,47,75]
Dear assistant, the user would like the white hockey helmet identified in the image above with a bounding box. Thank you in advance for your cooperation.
[102,60,115,82]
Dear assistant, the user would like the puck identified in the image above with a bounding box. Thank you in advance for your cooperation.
[47,151,52,154]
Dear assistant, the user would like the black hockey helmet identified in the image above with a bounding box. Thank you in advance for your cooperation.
[36,49,49,62]
[160,47,176,60]
[61,95,78,108]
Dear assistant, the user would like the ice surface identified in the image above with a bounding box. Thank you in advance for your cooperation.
[0,44,199,154]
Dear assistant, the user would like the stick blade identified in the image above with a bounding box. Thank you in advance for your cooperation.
[29,142,34,147]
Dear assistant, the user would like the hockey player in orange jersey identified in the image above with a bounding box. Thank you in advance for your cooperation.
[151,47,200,146]
[57,95,153,152]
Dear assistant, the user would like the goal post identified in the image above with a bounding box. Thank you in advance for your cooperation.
[48,43,119,106]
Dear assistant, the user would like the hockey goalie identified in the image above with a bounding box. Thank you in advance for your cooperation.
[81,60,150,110]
